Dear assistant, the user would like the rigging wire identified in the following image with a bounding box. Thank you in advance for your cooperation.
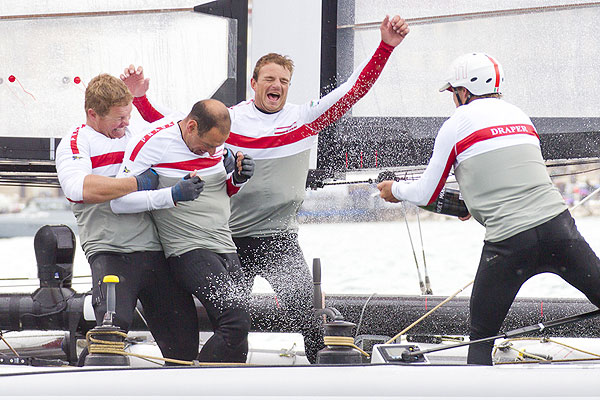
[401,202,426,295]
[337,2,600,29]
[415,210,432,295]
[569,185,600,212]
[0,7,194,21]
[355,292,376,336]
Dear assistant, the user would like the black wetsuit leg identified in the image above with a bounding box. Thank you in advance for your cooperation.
[467,210,600,365]
[89,251,199,362]
[234,234,325,364]
[537,210,600,306]
[135,253,199,363]
[90,252,143,331]
[168,249,250,363]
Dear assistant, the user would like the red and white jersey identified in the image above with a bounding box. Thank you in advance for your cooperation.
[226,41,394,161]
[56,124,129,202]
[392,98,566,241]
[112,112,238,257]
[110,112,242,214]
[55,124,161,257]
[132,41,396,237]
[123,114,224,178]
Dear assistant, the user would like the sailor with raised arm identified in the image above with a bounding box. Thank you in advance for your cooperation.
[55,73,199,364]
[377,53,600,365]
[111,99,255,363]
[123,14,410,364]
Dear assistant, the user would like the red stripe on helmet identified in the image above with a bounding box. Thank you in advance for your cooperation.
[486,55,501,93]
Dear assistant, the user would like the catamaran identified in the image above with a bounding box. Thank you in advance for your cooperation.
[1,1,600,398]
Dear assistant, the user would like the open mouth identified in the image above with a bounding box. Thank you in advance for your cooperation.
[267,93,281,102]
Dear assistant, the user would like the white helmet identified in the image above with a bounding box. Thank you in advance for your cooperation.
[439,52,504,95]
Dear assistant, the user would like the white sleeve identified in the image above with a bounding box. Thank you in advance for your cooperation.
[110,133,176,213]
[55,133,90,202]
[110,187,174,214]
[391,119,458,206]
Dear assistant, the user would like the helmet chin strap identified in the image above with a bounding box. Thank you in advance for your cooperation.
[454,88,473,106]
[454,89,464,106]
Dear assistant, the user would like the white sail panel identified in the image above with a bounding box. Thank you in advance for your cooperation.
[0,11,230,138]
[342,1,600,118]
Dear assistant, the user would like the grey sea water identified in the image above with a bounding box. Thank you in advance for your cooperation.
[1,215,598,299]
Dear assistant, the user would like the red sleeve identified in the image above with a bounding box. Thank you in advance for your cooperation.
[132,95,164,123]
[305,40,394,132]
[226,175,242,197]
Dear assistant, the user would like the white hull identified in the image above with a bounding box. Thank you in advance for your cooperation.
[1,362,598,399]
[2,331,600,398]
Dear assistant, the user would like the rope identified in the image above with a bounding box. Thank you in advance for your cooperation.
[385,279,474,344]
[86,329,193,365]
[494,342,549,362]
[544,337,600,358]
[323,336,370,358]
[85,330,248,366]
[496,357,600,365]
[493,337,600,361]
[0,333,20,357]
[492,336,600,365]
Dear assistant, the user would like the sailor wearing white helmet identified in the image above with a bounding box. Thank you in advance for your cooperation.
[378,52,600,365]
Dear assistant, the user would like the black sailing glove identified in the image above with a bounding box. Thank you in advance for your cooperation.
[171,175,204,203]
[223,148,236,174]
[135,168,159,191]
[233,154,255,184]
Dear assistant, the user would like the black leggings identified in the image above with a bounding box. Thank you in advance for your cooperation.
[168,249,250,363]
[468,210,600,365]
[234,233,325,364]
[89,251,199,362]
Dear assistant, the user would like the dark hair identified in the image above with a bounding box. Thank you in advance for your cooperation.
[189,99,230,136]
[455,86,502,100]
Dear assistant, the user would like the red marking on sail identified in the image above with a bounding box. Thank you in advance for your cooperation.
[274,295,281,309]
[8,75,36,100]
